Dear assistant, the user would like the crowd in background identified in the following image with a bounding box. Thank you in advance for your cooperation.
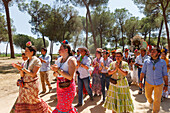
[11,40,169,113]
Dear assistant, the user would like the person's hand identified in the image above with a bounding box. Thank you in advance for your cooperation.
[139,65,143,68]
[115,62,119,69]
[139,83,143,89]
[163,86,168,92]
[77,61,81,66]
[12,63,22,71]
[51,64,59,72]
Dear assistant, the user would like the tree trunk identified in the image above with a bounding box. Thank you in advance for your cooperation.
[6,42,8,56]
[148,30,151,45]
[157,20,163,48]
[62,30,65,41]
[82,0,97,50]
[144,33,147,41]
[85,12,88,48]
[42,34,46,48]
[160,0,170,54]
[3,1,15,58]
[121,27,124,51]
[99,31,102,48]
[50,40,53,63]
[73,35,79,50]
[115,38,118,49]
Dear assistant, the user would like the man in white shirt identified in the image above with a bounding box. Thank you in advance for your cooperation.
[39,48,52,94]
[135,47,150,94]
[75,47,93,107]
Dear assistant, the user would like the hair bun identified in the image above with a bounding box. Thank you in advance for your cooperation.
[26,41,32,47]
[62,40,69,44]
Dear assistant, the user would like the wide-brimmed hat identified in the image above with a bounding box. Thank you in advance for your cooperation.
[140,47,146,51]
[115,49,122,53]
[78,47,88,52]
[96,48,103,53]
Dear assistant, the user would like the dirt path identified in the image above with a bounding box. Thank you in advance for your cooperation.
[0,57,169,113]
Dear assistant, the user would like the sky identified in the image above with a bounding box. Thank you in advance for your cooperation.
[0,0,145,54]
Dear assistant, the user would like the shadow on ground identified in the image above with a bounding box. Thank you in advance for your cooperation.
[0,64,19,74]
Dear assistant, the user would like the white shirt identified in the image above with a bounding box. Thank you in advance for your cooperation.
[77,55,91,79]
[135,54,150,66]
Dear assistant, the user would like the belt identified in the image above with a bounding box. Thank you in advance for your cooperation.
[112,77,125,81]
[24,78,38,83]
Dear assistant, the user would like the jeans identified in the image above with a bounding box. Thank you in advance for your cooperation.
[100,73,111,101]
[138,68,146,91]
[78,76,93,104]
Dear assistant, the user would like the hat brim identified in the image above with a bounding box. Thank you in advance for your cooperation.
[78,47,88,52]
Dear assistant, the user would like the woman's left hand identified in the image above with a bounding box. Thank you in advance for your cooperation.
[51,64,59,72]
[12,63,22,71]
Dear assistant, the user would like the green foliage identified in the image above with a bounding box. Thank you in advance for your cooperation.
[13,34,49,52]
[24,0,51,36]
[124,16,139,45]
[13,34,35,49]
[114,8,131,28]
[60,0,109,7]
[91,6,115,47]
[0,13,8,42]
[34,38,49,52]
[43,5,82,42]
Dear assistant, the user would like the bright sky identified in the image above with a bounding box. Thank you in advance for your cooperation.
[0,0,145,54]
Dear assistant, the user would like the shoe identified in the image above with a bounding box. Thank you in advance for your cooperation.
[149,103,153,110]
[49,87,52,93]
[138,91,142,94]
[161,97,164,102]
[40,91,46,94]
[94,94,97,97]
[75,103,82,107]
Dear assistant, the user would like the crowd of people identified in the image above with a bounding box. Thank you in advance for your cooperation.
[10,40,169,113]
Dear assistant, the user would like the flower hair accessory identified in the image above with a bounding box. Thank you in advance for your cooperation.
[62,40,69,44]
[26,41,32,47]
[161,48,167,53]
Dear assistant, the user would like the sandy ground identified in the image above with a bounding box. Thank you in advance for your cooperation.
[0,57,170,113]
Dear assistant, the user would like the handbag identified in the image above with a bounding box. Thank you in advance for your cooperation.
[59,81,71,88]
[17,79,24,88]
[110,78,117,84]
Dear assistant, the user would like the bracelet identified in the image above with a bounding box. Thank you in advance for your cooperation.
[22,68,26,71]
[57,69,61,74]
[164,85,168,87]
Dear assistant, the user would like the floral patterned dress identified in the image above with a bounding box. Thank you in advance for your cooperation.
[91,57,102,95]
[104,61,134,113]
[11,56,52,113]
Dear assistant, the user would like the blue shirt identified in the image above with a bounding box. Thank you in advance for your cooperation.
[39,54,51,71]
[77,55,91,79]
[141,58,168,85]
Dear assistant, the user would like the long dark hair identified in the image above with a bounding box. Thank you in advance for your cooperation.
[26,46,37,56]
[62,44,72,56]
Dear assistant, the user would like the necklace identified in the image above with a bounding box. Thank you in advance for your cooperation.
[61,55,69,63]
